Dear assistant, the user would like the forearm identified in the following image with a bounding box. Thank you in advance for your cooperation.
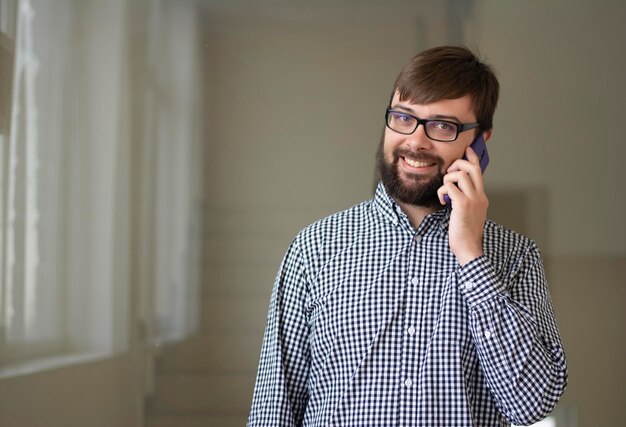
[248,241,310,427]
[248,308,304,426]
[458,256,567,425]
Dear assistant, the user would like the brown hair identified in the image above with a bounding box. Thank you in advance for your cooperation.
[391,46,499,131]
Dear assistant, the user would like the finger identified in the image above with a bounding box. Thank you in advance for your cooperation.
[443,170,469,185]
[437,182,460,205]
[437,185,447,205]
[444,170,477,190]
[448,152,484,193]
[444,171,477,199]
[465,145,480,164]
[443,171,455,185]
[446,159,462,173]
[438,181,463,205]
[455,171,478,198]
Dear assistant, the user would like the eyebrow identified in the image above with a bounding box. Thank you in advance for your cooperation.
[391,104,463,123]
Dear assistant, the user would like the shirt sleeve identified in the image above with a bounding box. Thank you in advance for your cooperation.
[457,248,568,426]
[247,238,310,427]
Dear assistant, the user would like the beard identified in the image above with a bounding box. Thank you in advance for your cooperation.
[376,136,444,208]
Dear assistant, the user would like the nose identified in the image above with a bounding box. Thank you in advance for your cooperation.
[405,123,434,150]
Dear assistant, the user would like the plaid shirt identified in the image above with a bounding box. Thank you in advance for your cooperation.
[248,182,567,427]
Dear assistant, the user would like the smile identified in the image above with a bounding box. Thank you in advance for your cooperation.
[403,157,436,168]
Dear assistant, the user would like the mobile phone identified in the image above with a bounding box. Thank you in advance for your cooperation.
[444,134,489,204]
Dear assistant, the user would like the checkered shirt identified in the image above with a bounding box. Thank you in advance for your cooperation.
[248,182,567,427]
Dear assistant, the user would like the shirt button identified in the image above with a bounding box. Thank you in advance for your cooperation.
[484,330,492,339]
[404,378,413,387]
[410,277,419,286]
[464,281,475,290]
[407,326,416,335]
[414,234,422,244]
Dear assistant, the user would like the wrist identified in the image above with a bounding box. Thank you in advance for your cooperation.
[455,249,484,266]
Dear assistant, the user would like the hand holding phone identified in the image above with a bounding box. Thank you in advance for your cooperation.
[444,134,489,205]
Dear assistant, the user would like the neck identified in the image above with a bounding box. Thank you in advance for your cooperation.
[396,200,439,229]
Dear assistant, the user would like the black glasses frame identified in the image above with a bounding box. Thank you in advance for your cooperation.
[385,108,480,142]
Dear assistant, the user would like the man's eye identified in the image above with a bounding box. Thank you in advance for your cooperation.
[393,112,414,123]
[432,121,456,131]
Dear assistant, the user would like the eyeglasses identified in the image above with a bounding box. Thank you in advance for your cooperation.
[385,108,480,142]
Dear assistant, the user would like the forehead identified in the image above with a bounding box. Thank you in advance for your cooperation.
[391,91,476,121]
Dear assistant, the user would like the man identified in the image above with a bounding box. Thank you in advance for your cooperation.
[248,46,567,427]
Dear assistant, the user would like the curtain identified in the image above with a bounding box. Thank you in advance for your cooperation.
[0,0,204,367]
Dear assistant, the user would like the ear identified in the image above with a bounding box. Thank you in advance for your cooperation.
[482,129,493,142]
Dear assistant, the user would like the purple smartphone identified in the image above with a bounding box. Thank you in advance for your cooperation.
[444,134,489,204]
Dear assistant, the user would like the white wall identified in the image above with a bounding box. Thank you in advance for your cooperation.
[0,354,140,427]
[472,0,626,258]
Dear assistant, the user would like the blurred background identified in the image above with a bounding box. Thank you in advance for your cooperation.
[0,0,624,426]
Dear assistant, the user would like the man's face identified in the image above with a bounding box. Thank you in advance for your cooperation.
[377,92,482,208]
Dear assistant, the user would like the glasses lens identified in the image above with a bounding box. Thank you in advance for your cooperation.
[425,120,458,141]
[387,111,417,134]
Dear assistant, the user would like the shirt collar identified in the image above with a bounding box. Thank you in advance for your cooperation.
[373,182,451,235]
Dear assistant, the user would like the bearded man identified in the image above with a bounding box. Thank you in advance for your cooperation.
[247,45,567,427]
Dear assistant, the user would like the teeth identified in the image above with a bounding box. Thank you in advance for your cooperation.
[404,157,433,168]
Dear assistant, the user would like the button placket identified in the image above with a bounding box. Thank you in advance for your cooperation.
[399,226,422,413]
